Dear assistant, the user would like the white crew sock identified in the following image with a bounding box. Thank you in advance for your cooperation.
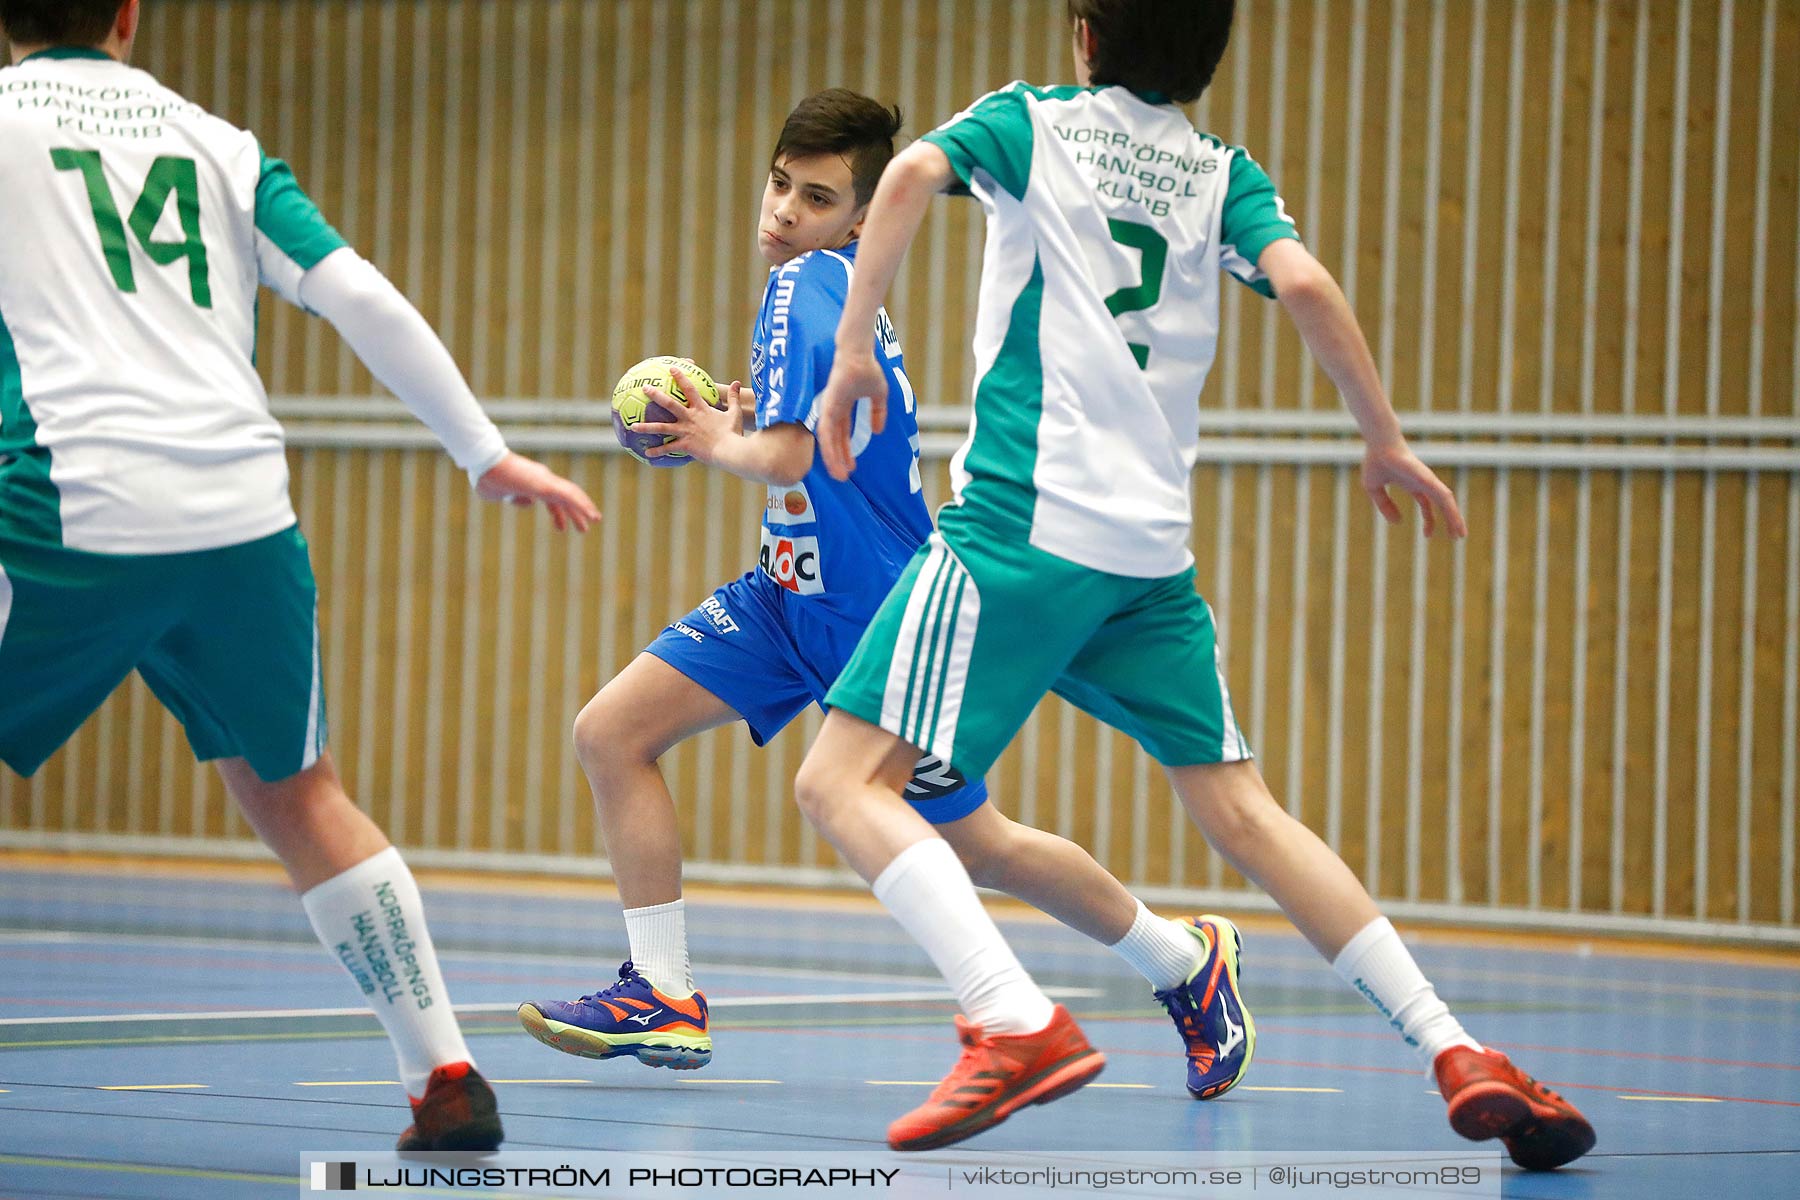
[1331,916,1481,1071]
[1108,902,1205,992]
[301,847,473,1097]
[871,838,1056,1036]
[623,898,694,997]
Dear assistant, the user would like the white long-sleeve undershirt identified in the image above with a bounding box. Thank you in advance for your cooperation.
[296,248,509,483]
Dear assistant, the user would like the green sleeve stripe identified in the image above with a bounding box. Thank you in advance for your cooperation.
[0,304,63,547]
[1221,148,1301,297]
[922,83,1036,202]
[254,152,347,271]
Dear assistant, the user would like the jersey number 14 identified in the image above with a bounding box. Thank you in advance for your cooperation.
[51,149,212,309]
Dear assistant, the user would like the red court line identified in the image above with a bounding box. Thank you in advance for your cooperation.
[1247,1057,1800,1108]
[1254,1022,1800,1073]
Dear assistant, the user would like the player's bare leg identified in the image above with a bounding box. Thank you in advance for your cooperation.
[940,800,1252,1098]
[1167,759,1593,1168]
[795,711,1103,1150]
[793,709,942,879]
[219,752,387,891]
[516,653,736,1069]
[218,752,499,1150]
[573,653,738,910]
[937,803,1135,942]
[1165,760,1377,956]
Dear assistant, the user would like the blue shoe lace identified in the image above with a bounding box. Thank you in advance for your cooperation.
[1153,976,1206,1042]
[577,960,650,1007]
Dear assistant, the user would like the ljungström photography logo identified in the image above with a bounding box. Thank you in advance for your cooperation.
[310,1161,356,1191]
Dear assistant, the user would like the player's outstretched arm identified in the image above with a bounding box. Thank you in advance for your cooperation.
[639,369,813,487]
[818,142,957,481]
[295,249,600,532]
[1259,239,1467,539]
[473,452,601,532]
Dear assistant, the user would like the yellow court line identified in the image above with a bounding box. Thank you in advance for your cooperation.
[1241,1086,1343,1094]
[1618,1095,1724,1103]
[96,1084,207,1091]
[676,1078,781,1085]
[294,1080,400,1087]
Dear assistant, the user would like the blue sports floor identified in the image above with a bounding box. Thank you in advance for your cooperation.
[0,856,1795,1198]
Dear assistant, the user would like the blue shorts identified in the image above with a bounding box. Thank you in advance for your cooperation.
[646,569,989,825]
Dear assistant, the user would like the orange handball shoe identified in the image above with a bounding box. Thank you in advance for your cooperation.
[886,1004,1105,1152]
[1434,1045,1595,1171]
[396,1062,504,1152]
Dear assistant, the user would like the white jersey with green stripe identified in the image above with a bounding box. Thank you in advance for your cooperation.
[921,81,1300,578]
[0,49,346,555]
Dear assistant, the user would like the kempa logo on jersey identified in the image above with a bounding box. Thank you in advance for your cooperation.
[874,307,902,358]
[758,529,822,595]
[764,483,816,526]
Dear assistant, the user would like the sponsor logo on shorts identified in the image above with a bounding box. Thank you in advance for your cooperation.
[758,528,823,595]
[764,482,816,526]
[903,753,967,801]
[698,596,739,634]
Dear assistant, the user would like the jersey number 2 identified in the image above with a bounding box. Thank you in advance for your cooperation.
[1103,218,1166,370]
[51,149,213,309]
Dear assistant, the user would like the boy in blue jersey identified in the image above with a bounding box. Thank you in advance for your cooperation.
[519,90,1243,1097]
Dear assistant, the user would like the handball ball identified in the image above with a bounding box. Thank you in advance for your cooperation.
[611,355,725,467]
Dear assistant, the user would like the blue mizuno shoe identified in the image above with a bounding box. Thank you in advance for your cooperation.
[518,960,711,1069]
[1154,915,1255,1098]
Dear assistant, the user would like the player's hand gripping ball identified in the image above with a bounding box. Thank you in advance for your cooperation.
[611,355,726,467]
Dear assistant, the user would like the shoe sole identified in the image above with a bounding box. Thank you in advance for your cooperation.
[517,1004,713,1069]
[888,1047,1106,1152]
[1187,915,1255,1101]
[1447,1081,1596,1171]
[399,1117,506,1153]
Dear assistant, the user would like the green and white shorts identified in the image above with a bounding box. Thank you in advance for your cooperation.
[826,521,1252,781]
[0,525,326,783]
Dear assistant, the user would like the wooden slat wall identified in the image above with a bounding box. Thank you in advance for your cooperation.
[5,1,1798,930]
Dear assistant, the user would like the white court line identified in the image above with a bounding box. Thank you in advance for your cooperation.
[0,988,1102,1028]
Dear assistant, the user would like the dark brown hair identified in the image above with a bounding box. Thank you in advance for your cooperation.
[0,0,124,47]
[1067,0,1235,104]
[771,88,904,207]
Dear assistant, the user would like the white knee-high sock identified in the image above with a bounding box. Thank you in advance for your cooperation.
[872,838,1056,1036]
[301,847,473,1097]
[623,899,694,997]
[1109,901,1205,991]
[1332,916,1480,1071]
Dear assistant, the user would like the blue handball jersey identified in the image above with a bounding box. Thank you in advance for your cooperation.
[749,242,933,624]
